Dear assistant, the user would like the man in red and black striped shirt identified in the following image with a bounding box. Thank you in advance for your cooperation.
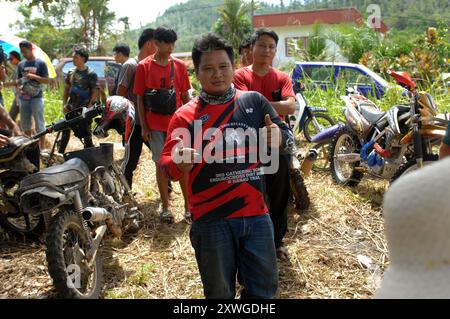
[159,34,294,299]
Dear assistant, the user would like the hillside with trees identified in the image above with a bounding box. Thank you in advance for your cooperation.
[3,0,448,57]
[140,0,449,52]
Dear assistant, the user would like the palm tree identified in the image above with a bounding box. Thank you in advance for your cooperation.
[95,4,116,54]
[215,0,253,54]
[118,17,130,32]
[77,0,92,48]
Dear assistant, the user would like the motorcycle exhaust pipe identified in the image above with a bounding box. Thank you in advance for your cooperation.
[301,149,319,178]
[335,153,361,163]
[82,207,112,222]
[82,207,123,238]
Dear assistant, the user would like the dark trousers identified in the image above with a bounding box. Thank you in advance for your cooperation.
[123,124,151,187]
[58,125,94,154]
[190,214,278,299]
[58,104,94,154]
[265,154,291,249]
[10,97,20,122]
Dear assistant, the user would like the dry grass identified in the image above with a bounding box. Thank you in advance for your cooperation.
[0,137,389,299]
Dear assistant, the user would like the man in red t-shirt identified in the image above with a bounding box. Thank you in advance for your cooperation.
[134,27,191,223]
[234,28,296,261]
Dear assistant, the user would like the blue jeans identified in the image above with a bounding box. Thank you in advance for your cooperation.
[190,214,278,299]
[20,97,45,133]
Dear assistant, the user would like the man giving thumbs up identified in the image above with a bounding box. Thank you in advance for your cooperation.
[159,34,293,299]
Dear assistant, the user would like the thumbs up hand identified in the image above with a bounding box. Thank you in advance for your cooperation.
[262,114,282,148]
[173,137,200,173]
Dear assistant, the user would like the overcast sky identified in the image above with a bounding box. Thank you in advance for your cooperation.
[0,0,283,35]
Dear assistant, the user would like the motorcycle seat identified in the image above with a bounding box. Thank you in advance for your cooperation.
[20,158,90,188]
[0,136,35,160]
[396,105,410,114]
[360,105,386,124]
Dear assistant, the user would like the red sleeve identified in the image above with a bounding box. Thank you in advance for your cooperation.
[181,63,191,93]
[233,69,249,91]
[133,62,146,96]
[159,113,186,181]
[280,72,295,99]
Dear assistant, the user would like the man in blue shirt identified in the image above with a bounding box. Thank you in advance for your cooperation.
[17,40,49,148]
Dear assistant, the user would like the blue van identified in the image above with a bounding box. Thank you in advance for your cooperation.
[291,62,391,98]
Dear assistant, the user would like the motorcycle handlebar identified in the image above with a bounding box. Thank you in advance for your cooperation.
[32,103,104,139]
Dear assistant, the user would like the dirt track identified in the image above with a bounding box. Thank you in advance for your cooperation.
[0,137,388,299]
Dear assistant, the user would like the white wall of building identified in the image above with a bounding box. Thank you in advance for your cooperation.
[269,24,351,67]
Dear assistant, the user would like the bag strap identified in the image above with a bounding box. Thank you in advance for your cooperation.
[169,59,175,88]
[69,70,75,86]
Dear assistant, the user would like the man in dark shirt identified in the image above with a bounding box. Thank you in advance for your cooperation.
[0,60,5,107]
[160,34,294,299]
[114,30,157,187]
[3,51,22,121]
[59,46,99,154]
[234,28,297,261]
[439,122,450,159]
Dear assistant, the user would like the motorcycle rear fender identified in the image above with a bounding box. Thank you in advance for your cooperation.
[20,186,71,215]
[293,93,307,133]
[311,122,345,143]
[387,107,401,135]
[309,107,328,113]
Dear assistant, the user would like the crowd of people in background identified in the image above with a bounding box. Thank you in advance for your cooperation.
[1,25,450,300]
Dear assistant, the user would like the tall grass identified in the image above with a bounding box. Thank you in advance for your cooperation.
[303,85,449,124]
[2,79,448,126]
[300,76,449,122]
[2,86,64,124]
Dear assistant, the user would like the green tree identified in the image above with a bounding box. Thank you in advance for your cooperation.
[12,2,78,58]
[93,0,116,54]
[305,23,327,61]
[214,0,253,55]
[118,17,130,32]
[77,0,92,47]
[331,24,382,64]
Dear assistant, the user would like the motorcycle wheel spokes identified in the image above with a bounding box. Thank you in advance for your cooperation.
[0,175,45,237]
[62,223,97,297]
[304,113,335,143]
[313,144,330,171]
[5,213,41,232]
[47,211,102,299]
[334,133,357,181]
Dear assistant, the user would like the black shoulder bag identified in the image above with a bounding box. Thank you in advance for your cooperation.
[144,60,177,115]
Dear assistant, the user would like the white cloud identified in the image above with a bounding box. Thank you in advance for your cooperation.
[108,0,192,29]
[0,2,20,36]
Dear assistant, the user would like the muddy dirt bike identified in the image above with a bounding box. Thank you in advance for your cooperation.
[17,104,142,298]
[329,70,448,187]
[0,104,117,238]
[0,133,45,238]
